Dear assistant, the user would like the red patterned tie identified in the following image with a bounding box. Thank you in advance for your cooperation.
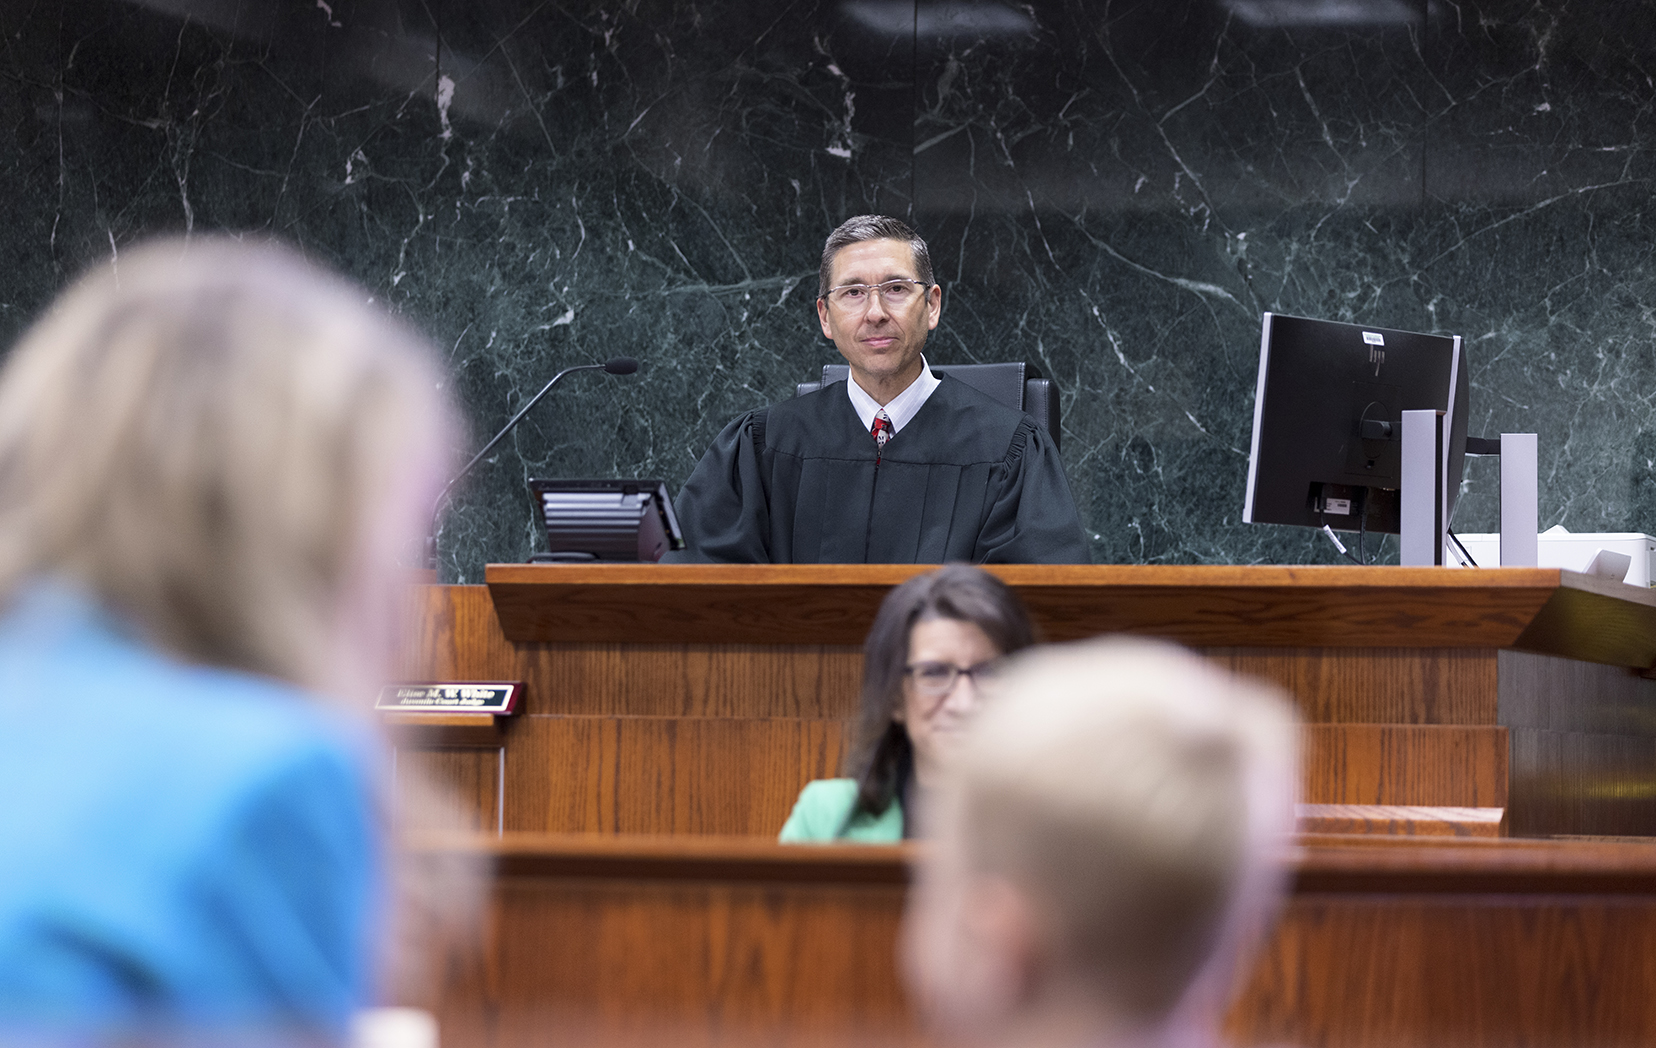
[871,412,893,457]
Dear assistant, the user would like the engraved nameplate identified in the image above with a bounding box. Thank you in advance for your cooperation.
[375,682,523,715]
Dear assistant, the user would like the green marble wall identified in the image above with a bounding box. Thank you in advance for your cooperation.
[5,1,1655,577]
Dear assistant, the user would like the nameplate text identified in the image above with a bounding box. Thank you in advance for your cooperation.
[376,682,523,715]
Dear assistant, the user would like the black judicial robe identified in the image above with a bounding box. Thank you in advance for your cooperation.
[672,374,1091,564]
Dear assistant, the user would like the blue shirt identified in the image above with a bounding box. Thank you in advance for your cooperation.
[0,583,381,1041]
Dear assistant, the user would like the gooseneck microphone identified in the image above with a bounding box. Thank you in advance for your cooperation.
[426,356,640,568]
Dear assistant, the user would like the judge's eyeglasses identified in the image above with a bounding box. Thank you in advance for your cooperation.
[822,279,932,311]
[903,658,1003,697]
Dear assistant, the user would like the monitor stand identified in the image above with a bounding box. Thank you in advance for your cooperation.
[1401,421,1538,569]
[1399,409,1446,566]
[1499,433,1538,566]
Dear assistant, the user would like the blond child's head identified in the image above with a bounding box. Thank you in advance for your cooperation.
[903,637,1299,1047]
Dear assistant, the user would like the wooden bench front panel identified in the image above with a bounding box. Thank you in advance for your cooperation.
[405,835,1656,1048]
[396,719,1507,837]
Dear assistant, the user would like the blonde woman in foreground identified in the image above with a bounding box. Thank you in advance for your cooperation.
[0,238,456,1044]
[903,638,1299,1048]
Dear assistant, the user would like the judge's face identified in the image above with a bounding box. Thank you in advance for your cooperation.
[895,616,1001,788]
[817,238,943,395]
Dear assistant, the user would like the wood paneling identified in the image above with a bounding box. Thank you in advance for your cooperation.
[404,589,1509,726]
[480,831,915,882]
[1208,647,1498,724]
[1230,897,1656,1047]
[1295,804,1505,837]
[496,645,863,718]
[1304,725,1509,807]
[484,564,1656,665]
[1495,649,1656,836]
[403,719,1513,836]
[386,712,503,747]
[402,578,1656,839]
[409,837,912,1048]
[1506,728,1656,837]
[1515,571,1656,670]
[400,720,1512,837]
[405,834,1656,1048]
[1499,649,1656,735]
[1291,835,1656,892]
[396,748,501,834]
[403,583,519,679]
[486,879,909,1023]
[499,717,845,835]
[403,586,862,719]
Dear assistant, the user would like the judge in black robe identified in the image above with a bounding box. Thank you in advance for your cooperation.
[671,373,1091,564]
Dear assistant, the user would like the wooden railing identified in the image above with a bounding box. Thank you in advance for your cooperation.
[401,832,1656,1048]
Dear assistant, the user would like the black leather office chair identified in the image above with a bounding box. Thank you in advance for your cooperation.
[795,362,1061,450]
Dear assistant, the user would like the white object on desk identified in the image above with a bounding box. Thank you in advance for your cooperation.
[1585,548,1634,583]
[1447,526,1656,586]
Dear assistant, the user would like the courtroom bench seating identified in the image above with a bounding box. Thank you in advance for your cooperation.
[398,831,1656,1048]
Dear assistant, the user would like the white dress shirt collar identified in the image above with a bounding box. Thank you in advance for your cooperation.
[844,356,941,434]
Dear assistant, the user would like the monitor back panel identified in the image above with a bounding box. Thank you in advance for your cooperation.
[1244,313,1464,535]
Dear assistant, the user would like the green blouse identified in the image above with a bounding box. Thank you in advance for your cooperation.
[778,778,904,842]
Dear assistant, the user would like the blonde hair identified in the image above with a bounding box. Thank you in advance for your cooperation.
[942,637,1299,1021]
[0,236,453,695]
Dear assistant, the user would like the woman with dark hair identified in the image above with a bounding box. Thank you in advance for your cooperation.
[780,564,1038,841]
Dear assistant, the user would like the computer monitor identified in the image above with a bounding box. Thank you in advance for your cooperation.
[1243,313,1468,542]
[527,479,685,562]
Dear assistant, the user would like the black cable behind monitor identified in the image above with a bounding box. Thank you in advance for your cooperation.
[1318,485,1376,565]
[426,356,640,569]
[1356,486,1369,565]
[1442,438,1501,568]
[1448,529,1479,568]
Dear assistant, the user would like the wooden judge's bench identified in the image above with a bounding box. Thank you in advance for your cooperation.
[395,565,1656,1047]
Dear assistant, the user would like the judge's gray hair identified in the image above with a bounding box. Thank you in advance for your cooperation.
[819,214,935,297]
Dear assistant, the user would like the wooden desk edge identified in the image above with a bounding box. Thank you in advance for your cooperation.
[471,564,1656,665]
[484,563,1587,590]
[403,832,917,885]
[402,832,1656,893]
